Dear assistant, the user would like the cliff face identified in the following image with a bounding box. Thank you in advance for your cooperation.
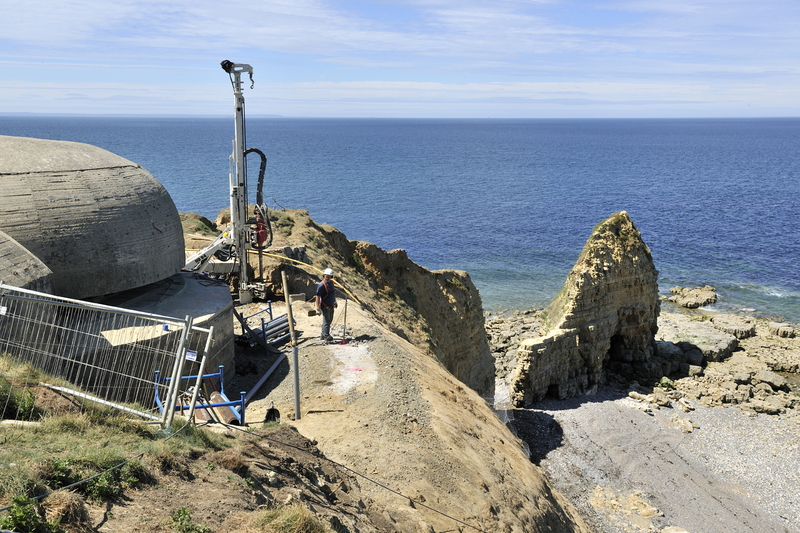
[353,240,495,397]
[509,211,660,406]
[247,209,495,398]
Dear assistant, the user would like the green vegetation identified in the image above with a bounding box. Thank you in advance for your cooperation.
[270,211,296,234]
[39,456,153,502]
[179,213,218,237]
[0,412,230,502]
[0,357,231,504]
[168,507,212,533]
[351,252,365,275]
[0,495,65,533]
[0,377,45,421]
[444,277,467,292]
[657,376,676,390]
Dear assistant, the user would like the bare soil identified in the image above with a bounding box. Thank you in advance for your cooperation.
[77,295,585,533]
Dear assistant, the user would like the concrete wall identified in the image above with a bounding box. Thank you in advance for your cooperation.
[0,135,184,299]
[0,229,54,293]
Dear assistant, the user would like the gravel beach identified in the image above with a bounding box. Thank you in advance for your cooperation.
[513,386,800,533]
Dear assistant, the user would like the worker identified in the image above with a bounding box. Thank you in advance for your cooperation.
[316,268,336,342]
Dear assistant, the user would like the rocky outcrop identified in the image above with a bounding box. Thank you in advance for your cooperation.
[769,322,796,338]
[0,135,185,299]
[665,285,717,308]
[485,309,542,383]
[247,209,495,398]
[352,241,495,398]
[656,313,739,363]
[508,211,661,406]
[634,314,800,417]
[710,314,756,339]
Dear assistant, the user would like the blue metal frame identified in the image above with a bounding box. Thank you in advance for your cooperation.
[246,301,273,321]
[155,365,246,425]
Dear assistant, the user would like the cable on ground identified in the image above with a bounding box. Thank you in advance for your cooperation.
[218,421,489,533]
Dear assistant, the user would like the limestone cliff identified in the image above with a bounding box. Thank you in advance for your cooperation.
[352,240,495,397]
[509,211,661,406]
[237,209,495,398]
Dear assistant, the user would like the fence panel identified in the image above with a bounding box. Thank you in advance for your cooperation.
[0,283,212,425]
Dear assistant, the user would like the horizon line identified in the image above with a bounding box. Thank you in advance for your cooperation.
[2,112,800,121]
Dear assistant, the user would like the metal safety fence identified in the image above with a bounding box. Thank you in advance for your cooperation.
[0,283,214,427]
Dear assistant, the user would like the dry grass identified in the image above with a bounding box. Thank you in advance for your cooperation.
[42,491,92,533]
[250,503,332,533]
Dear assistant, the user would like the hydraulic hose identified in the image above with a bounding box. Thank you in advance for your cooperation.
[245,147,273,248]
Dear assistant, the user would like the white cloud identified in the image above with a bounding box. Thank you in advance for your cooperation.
[0,0,798,116]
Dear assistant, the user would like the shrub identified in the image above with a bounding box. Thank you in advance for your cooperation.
[169,507,212,533]
[657,376,676,390]
[252,503,330,533]
[0,495,65,533]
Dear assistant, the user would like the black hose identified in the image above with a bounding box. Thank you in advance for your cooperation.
[245,147,273,248]
[214,245,233,261]
[244,148,267,206]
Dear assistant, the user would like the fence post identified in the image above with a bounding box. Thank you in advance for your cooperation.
[187,326,214,423]
[281,271,301,420]
[163,315,194,428]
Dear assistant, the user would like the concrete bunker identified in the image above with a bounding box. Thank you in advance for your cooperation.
[0,135,234,398]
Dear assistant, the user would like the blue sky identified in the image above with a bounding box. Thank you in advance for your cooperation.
[1,0,798,118]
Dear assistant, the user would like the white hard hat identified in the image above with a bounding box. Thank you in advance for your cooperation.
[323,268,334,276]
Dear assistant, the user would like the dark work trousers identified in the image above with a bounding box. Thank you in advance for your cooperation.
[321,307,334,339]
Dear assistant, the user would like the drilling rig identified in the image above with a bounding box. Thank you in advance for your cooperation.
[183,60,272,303]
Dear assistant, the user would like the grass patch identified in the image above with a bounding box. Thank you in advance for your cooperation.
[351,252,365,275]
[1,402,230,505]
[0,377,45,422]
[444,277,467,292]
[179,213,218,237]
[251,503,332,533]
[270,211,296,235]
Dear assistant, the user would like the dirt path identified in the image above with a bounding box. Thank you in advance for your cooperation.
[227,298,590,532]
[514,387,799,533]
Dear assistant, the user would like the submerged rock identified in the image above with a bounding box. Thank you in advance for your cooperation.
[665,285,717,309]
[509,211,661,406]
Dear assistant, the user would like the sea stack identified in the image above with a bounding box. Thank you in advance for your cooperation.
[509,211,661,406]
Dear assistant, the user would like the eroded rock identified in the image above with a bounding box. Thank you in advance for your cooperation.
[711,314,757,339]
[666,285,717,309]
[509,211,660,406]
[769,322,796,338]
[656,313,738,362]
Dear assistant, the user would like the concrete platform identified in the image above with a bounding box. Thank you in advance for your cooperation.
[97,271,235,383]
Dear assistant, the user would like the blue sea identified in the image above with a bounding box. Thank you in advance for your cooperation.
[2,116,799,322]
